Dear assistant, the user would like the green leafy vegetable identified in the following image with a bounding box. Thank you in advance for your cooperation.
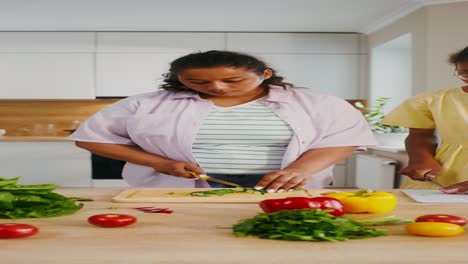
[0,176,83,219]
[189,189,237,197]
[356,215,413,226]
[189,187,267,197]
[0,177,21,186]
[232,209,386,242]
[70,197,94,202]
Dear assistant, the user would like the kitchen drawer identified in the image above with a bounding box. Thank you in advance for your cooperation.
[0,141,92,187]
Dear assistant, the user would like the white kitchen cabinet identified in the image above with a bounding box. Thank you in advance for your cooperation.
[0,32,95,99]
[0,32,364,98]
[329,156,351,188]
[95,32,225,97]
[331,165,347,187]
[96,53,186,96]
[354,154,398,189]
[226,33,360,54]
[95,32,362,98]
[0,53,95,99]
[253,53,360,98]
[226,33,362,98]
[96,32,225,53]
[0,32,95,52]
[0,141,92,187]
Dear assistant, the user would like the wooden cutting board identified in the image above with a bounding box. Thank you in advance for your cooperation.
[111,188,316,203]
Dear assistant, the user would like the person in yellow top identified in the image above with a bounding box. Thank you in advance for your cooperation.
[382,46,468,192]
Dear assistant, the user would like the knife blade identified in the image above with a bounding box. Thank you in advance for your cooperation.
[426,178,445,188]
[424,172,445,188]
[186,171,242,188]
[202,177,242,188]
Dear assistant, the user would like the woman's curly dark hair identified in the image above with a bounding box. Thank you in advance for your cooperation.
[448,46,468,64]
[160,50,293,92]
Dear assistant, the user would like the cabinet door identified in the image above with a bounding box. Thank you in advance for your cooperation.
[0,142,92,187]
[0,53,95,99]
[330,156,349,188]
[226,33,360,54]
[0,32,95,99]
[251,53,360,98]
[95,32,225,96]
[96,53,185,97]
[226,33,361,98]
[0,32,95,52]
[331,165,347,188]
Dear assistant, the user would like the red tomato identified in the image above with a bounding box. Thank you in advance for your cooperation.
[415,214,467,226]
[88,214,137,228]
[0,223,39,239]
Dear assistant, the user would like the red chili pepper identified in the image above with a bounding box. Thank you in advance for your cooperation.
[134,207,174,214]
[259,196,345,216]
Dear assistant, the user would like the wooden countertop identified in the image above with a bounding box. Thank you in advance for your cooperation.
[2,189,468,264]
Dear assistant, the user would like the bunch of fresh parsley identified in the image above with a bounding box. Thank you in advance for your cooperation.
[233,209,387,242]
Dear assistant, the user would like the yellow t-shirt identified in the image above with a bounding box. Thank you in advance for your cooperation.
[382,88,468,189]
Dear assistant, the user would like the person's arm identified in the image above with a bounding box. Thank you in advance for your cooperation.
[254,146,356,192]
[399,128,442,181]
[75,141,204,178]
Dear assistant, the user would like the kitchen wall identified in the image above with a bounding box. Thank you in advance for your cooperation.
[368,1,468,94]
[369,33,412,113]
[368,8,427,95]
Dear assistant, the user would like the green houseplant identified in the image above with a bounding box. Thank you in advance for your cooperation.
[354,97,408,146]
[354,97,407,133]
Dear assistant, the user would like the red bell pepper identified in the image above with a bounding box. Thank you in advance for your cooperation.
[259,196,345,216]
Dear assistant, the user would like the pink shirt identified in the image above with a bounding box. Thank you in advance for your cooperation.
[69,86,377,188]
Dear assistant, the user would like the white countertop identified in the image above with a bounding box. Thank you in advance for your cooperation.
[368,146,406,153]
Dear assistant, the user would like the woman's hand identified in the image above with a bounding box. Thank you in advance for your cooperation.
[253,146,355,192]
[441,181,468,194]
[401,128,441,181]
[254,168,310,193]
[74,142,205,179]
[152,160,205,179]
[399,158,442,181]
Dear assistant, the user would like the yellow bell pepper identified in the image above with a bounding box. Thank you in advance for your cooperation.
[323,190,397,213]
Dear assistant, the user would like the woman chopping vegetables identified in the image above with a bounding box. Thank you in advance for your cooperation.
[69,50,376,192]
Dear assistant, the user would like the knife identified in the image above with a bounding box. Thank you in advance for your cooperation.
[186,171,242,188]
[426,178,445,188]
[424,172,445,188]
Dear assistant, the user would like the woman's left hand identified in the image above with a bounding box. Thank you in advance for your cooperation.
[254,168,310,193]
[441,181,468,194]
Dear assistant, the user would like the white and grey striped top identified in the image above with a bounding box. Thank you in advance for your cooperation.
[192,99,293,174]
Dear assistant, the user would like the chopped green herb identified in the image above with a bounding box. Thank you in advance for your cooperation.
[357,215,413,226]
[232,209,386,242]
[189,187,267,197]
[189,189,237,197]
